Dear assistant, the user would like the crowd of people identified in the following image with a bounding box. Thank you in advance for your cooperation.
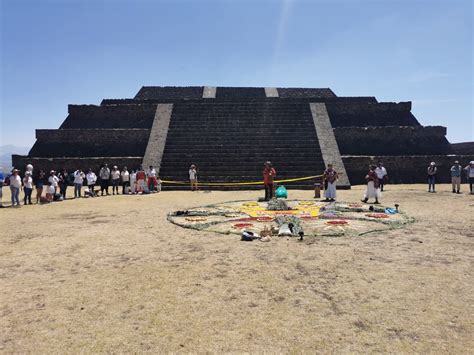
[0,160,473,208]
[320,160,474,203]
[0,164,163,208]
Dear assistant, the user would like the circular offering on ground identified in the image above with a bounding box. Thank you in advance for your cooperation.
[168,200,413,238]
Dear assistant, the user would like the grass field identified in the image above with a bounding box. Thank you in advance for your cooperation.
[1,184,473,353]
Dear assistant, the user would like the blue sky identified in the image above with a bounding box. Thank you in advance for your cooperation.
[1,0,472,149]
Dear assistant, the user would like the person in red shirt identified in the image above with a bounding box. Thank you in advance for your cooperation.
[263,161,276,201]
[136,166,147,193]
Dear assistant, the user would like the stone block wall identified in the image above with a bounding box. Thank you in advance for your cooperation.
[451,142,474,155]
[61,104,157,129]
[29,129,151,157]
[216,87,266,99]
[334,126,452,155]
[134,86,204,100]
[342,155,474,184]
[326,102,420,127]
[278,88,337,99]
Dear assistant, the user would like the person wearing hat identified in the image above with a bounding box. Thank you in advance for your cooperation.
[362,165,381,204]
[427,162,437,193]
[464,161,474,195]
[0,167,4,208]
[189,164,198,191]
[450,161,462,194]
[263,161,276,201]
[111,165,121,195]
[23,171,33,205]
[10,169,22,207]
[48,170,59,194]
[73,168,85,198]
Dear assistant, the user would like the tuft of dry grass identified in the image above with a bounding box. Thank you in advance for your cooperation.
[0,184,473,353]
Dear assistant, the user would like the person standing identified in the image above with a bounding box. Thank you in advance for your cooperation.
[362,165,381,204]
[464,161,474,195]
[374,162,388,192]
[130,169,137,194]
[263,161,276,201]
[99,164,111,196]
[450,161,462,194]
[86,168,97,196]
[73,169,85,198]
[0,167,4,208]
[111,166,120,195]
[136,166,147,193]
[189,164,198,191]
[35,170,46,203]
[10,169,22,207]
[23,172,33,205]
[58,168,69,199]
[121,166,130,194]
[147,165,158,192]
[427,162,437,193]
[48,170,59,194]
[323,164,339,202]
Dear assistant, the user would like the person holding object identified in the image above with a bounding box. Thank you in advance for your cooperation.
[362,165,381,204]
[323,163,338,202]
[427,162,437,193]
[189,164,198,191]
[263,161,276,201]
[73,169,85,198]
[450,161,462,194]
[374,162,388,191]
[99,164,111,196]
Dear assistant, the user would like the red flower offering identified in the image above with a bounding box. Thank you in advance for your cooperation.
[365,213,389,219]
[326,220,348,225]
[232,223,254,229]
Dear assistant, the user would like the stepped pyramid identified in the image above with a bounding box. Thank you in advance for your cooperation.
[13,86,473,188]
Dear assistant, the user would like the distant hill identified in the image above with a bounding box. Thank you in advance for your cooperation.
[0,145,29,170]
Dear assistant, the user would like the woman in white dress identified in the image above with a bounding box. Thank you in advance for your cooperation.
[323,164,339,202]
[362,165,381,204]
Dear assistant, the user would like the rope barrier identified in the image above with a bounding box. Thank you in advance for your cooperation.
[161,174,324,186]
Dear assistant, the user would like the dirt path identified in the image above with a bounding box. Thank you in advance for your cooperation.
[1,185,473,353]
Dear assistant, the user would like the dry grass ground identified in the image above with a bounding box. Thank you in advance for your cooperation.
[0,184,473,353]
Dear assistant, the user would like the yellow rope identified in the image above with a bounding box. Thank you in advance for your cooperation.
[161,174,324,186]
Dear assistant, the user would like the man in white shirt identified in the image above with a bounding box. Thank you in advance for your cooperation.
[86,169,97,196]
[10,169,22,207]
[23,172,33,205]
[121,166,130,194]
[99,164,111,196]
[48,170,59,193]
[374,162,388,192]
[73,169,85,198]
